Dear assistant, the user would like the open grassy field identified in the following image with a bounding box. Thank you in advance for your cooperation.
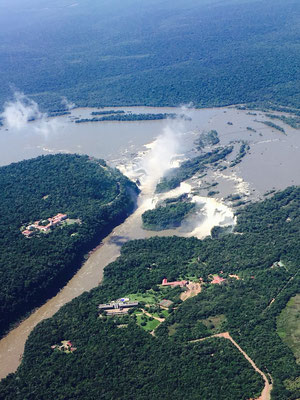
[152,309,169,319]
[277,294,300,363]
[127,290,160,304]
[128,286,180,305]
[136,314,160,331]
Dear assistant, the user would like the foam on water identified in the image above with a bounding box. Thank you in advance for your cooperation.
[189,195,236,238]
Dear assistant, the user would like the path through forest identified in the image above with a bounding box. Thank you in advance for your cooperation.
[190,332,273,400]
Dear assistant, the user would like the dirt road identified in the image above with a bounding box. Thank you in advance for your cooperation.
[190,332,273,400]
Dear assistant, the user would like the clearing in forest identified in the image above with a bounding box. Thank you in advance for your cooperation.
[277,293,300,363]
[180,281,202,301]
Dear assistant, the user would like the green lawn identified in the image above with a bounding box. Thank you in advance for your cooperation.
[127,291,159,304]
[136,314,160,331]
[152,309,169,319]
[277,294,300,362]
[179,274,199,282]
[127,287,176,305]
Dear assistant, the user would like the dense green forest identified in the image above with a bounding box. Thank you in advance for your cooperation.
[0,186,299,399]
[0,154,138,338]
[156,146,233,193]
[0,0,300,111]
[142,196,195,230]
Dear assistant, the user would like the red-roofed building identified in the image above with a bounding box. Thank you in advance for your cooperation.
[211,275,226,285]
[54,213,67,221]
[162,278,188,287]
[22,229,34,237]
[21,213,68,237]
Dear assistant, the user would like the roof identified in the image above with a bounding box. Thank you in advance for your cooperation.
[211,275,226,284]
[159,299,173,308]
[162,279,188,287]
[22,230,34,236]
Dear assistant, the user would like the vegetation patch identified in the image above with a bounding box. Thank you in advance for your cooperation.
[135,313,160,331]
[127,290,160,305]
[211,225,233,239]
[257,120,286,134]
[127,287,181,306]
[91,110,125,116]
[284,376,300,392]
[230,141,250,167]
[142,200,195,231]
[277,294,300,363]
[75,113,177,123]
[168,323,179,337]
[200,315,227,334]
[265,114,300,129]
[195,130,220,150]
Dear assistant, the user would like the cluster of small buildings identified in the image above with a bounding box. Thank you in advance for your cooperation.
[162,274,234,287]
[210,272,241,284]
[51,340,77,354]
[22,213,67,237]
[98,298,139,316]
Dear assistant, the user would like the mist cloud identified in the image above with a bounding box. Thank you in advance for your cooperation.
[1,92,61,138]
[1,92,43,130]
[139,113,188,192]
[61,96,75,111]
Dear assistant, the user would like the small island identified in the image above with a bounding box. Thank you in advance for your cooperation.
[156,146,233,193]
[142,195,196,230]
[75,113,177,123]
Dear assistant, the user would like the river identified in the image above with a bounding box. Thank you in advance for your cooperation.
[0,104,299,379]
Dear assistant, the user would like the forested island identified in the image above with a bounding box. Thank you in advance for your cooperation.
[156,146,233,193]
[194,130,220,150]
[229,141,250,167]
[258,120,286,134]
[265,114,300,129]
[142,195,196,230]
[0,186,299,399]
[75,113,177,123]
[0,154,138,338]
[90,110,125,116]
